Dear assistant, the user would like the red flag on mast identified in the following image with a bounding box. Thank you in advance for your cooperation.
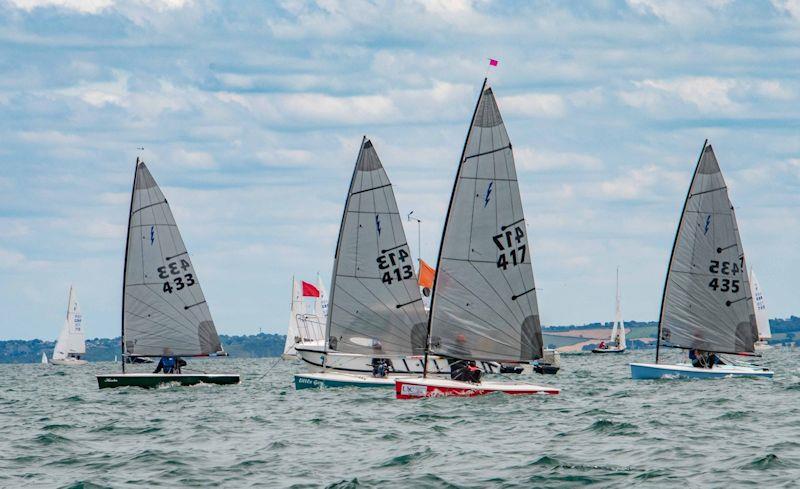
[301,281,320,297]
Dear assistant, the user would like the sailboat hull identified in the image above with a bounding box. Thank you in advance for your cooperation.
[395,378,559,399]
[97,373,240,389]
[50,358,88,366]
[294,372,397,389]
[591,348,626,354]
[630,362,773,380]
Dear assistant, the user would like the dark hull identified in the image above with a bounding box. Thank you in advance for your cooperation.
[591,348,626,354]
[97,373,240,389]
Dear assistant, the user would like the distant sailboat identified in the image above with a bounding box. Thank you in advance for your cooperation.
[50,286,88,366]
[41,352,48,364]
[283,277,326,359]
[750,269,772,350]
[396,79,559,398]
[630,142,773,379]
[96,158,240,389]
[593,268,626,354]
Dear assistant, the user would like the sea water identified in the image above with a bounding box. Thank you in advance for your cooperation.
[2,349,799,487]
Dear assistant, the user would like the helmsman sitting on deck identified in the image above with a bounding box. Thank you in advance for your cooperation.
[446,334,482,383]
[153,349,187,374]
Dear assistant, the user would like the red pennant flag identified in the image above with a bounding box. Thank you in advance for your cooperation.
[488,58,498,67]
[301,281,320,297]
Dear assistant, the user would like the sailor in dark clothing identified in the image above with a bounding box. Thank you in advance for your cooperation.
[153,355,186,374]
[371,358,390,378]
[447,334,482,383]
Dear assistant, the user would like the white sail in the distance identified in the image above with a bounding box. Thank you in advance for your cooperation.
[427,80,544,363]
[749,269,771,340]
[122,160,223,357]
[52,286,85,360]
[284,278,304,357]
[659,143,758,354]
[609,268,626,348]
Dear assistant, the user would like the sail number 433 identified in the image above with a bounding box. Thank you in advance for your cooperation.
[157,259,196,294]
[493,226,526,270]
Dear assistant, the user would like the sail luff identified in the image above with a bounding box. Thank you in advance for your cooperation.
[324,137,366,354]
[656,140,707,363]
[423,78,488,376]
[120,159,138,373]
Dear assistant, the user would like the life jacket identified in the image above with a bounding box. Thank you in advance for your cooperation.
[162,356,176,373]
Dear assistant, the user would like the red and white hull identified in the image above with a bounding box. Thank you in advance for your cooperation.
[395,377,559,399]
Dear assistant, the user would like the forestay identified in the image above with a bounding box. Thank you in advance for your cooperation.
[122,160,223,357]
[53,286,85,360]
[428,81,543,363]
[325,139,428,356]
[659,144,758,354]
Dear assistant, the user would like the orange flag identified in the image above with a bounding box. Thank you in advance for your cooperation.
[418,259,435,289]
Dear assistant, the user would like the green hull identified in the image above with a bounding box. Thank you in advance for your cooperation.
[97,373,240,389]
[294,374,394,390]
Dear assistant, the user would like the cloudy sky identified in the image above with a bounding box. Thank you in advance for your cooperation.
[1,0,798,340]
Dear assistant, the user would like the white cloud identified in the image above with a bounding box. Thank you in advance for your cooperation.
[515,147,603,172]
[501,92,566,119]
[627,0,731,25]
[772,0,800,20]
[7,0,114,14]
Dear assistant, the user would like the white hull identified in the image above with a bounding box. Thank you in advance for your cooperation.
[630,362,773,379]
[295,346,518,375]
[50,358,88,366]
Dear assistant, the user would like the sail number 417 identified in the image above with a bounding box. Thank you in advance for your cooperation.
[493,226,526,270]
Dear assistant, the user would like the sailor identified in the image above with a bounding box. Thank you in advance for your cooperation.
[447,334,482,383]
[598,341,607,350]
[372,358,389,378]
[153,348,186,374]
[689,349,704,368]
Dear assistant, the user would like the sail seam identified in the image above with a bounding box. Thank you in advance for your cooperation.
[463,143,511,161]
[351,183,391,196]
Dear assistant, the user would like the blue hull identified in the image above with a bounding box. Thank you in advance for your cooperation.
[294,374,394,390]
[630,363,773,380]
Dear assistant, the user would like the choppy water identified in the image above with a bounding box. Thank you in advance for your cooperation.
[2,349,800,488]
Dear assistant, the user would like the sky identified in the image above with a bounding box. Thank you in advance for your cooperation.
[0,0,799,340]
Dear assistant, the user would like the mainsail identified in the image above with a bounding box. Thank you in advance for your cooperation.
[53,286,85,360]
[325,138,428,356]
[750,269,771,340]
[427,80,543,363]
[314,273,328,320]
[284,277,303,357]
[609,268,626,348]
[658,143,758,355]
[122,159,223,357]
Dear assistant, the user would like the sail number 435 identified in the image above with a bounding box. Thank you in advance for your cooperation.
[708,259,741,293]
[493,226,526,270]
[377,248,413,284]
[157,259,196,294]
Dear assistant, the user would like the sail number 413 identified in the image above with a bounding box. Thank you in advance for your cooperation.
[493,226,526,270]
[377,248,413,284]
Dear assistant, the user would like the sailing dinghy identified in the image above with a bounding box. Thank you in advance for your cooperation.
[630,142,773,380]
[592,268,626,354]
[295,138,430,389]
[750,269,772,350]
[41,352,48,364]
[50,286,88,366]
[396,80,559,398]
[283,276,327,359]
[97,158,239,389]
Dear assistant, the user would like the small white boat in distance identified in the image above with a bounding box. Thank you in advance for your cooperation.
[593,267,626,354]
[750,269,772,351]
[50,286,88,366]
[396,79,559,398]
[630,142,772,380]
[41,352,48,364]
[283,276,327,360]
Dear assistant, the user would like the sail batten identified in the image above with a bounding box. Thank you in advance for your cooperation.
[325,138,428,355]
[426,81,543,363]
[122,161,223,357]
[658,144,758,355]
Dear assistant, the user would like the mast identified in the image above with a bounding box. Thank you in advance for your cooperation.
[120,158,139,373]
[423,78,488,378]
[323,136,366,357]
[655,139,707,363]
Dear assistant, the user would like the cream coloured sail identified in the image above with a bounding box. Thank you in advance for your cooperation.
[658,143,758,354]
[325,138,428,356]
[750,269,771,340]
[314,273,328,321]
[122,160,223,357]
[427,80,543,363]
[609,268,626,349]
[52,286,85,360]
[283,277,303,357]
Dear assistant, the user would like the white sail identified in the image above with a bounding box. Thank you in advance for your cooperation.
[41,352,47,364]
[427,80,543,363]
[750,269,771,340]
[609,268,625,348]
[315,272,328,321]
[284,277,303,357]
[52,286,85,360]
[122,160,223,357]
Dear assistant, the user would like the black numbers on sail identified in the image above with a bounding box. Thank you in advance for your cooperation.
[493,225,526,270]
[157,259,192,279]
[709,260,740,276]
[708,278,740,293]
[161,271,197,294]
[377,248,412,284]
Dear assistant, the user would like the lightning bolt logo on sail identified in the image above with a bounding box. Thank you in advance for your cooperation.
[375,215,381,236]
[484,181,493,208]
[150,225,155,245]
[704,215,711,235]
